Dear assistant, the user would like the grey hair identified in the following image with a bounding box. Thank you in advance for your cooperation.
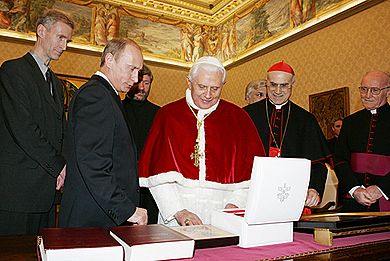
[36,9,74,31]
[245,79,266,99]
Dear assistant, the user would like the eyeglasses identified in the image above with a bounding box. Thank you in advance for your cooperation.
[358,86,390,95]
[267,81,291,90]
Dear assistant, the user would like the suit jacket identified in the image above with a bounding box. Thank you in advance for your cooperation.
[0,53,66,212]
[59,75,140,228]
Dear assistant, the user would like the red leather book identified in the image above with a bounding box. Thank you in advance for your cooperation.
[38,227,123,261]
[110,224,194,261]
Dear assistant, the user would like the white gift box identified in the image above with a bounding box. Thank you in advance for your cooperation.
[211,157,311,248]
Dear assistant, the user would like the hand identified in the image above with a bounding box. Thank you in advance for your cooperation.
[127,207,148,225]
[224,203,238,209]
[56,165,66,190]
[174,209,203,226]
[353,188,377,206]
[305,188,321,207]
[366,185,383,201]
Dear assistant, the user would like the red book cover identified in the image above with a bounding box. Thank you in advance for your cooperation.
[110,224,194,261]
[40,227,121,249]
[38,227,123,261]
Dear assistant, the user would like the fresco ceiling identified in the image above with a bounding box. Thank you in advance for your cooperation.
[0,0,379,67]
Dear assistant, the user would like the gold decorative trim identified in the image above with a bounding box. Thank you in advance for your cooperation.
[0,0,382,69]
[78,0,260,25]
[223,0,382,68]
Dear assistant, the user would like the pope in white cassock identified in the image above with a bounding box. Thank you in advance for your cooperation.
[139,56,265,226]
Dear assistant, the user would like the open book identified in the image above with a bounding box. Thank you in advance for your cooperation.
[171,224,239,248]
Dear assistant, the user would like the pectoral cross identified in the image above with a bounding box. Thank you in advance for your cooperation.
[187,106,210,168]
[190,143,203,167]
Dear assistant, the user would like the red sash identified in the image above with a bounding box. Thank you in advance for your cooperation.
[351,152,390,211]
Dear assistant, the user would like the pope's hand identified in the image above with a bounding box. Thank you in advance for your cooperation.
[175,209,203,226]
[127,207,148,225]
[224,203,238,209]
[305,188,320,207]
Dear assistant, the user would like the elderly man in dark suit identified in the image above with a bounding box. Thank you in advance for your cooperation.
[0,10,73,235]
[59,38,147,228]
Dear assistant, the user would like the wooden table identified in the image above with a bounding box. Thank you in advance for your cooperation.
[1,234,390,260]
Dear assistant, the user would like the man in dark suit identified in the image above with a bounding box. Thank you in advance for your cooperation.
[123,65,160,224]
[0,10,73,235]
[59,38,148,228]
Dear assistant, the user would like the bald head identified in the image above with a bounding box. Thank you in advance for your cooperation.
[359,70,390,110]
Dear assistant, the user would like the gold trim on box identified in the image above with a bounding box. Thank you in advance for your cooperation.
[302,212,390,219]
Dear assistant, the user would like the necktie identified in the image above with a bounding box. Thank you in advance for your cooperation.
[45,69,53,96]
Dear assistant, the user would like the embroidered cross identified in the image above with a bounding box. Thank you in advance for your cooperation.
[277,183,291,203]
[190,143,203,167]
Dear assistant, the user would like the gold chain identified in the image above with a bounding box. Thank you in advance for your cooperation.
[187,103,212,167]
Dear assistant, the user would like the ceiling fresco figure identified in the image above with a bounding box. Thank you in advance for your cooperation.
[106,5,118,41]
[291,0,316,27]
[94,3,107,45]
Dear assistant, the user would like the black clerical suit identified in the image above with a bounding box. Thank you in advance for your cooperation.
[334,103,390,212]
[59,75,140,228]
[123,97,160,224]
[122,98,160,157]
[327,137,337,155]
[0,53,66,235]
[244,99,330,196]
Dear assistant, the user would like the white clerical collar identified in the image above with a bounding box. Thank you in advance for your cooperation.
[185,88,219,115]
[269,99,289,109]
[370,109,377,114]
[95,71,118,95]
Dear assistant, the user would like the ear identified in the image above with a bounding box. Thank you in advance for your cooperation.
[186,77,192,90]
[291,75,296,85]
[105,53,115,69]
[36,24,46,39]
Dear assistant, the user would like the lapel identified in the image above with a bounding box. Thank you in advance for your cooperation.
[23,53,62,116]
[91,75,135,140]
[50,70,64,112]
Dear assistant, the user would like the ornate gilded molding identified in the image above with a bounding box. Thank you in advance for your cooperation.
[68,0,260,25]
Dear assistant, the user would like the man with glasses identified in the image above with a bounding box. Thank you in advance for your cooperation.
[0,10,73,235]
[123,65,160,224]
[244,61,330,209]
[334,71,390,212]
[139,56,265,226]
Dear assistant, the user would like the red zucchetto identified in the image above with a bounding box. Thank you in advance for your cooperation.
[267,61,295,75]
